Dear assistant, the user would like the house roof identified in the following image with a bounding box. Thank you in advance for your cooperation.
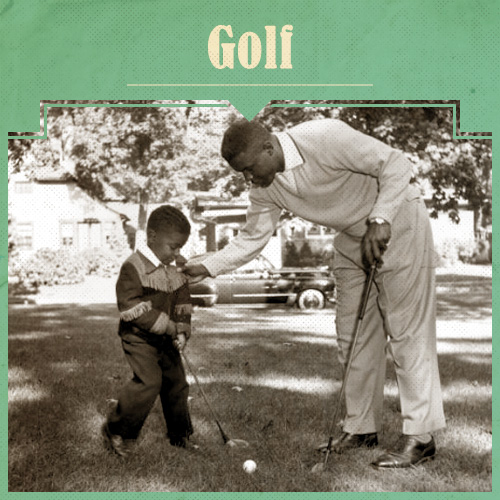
[28,165,126,201]
[31,165,74,182]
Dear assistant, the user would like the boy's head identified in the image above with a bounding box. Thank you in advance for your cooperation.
[146,205,191,265]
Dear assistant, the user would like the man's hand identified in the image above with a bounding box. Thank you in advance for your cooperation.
[183,262,211,284]
[362,221,391,267]
[173,333,187,352]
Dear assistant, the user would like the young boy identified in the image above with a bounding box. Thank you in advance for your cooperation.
[103,205,195,457]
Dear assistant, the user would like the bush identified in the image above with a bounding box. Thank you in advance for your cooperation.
[10,243,130,289]
[12,248,87,288]
[80,248,124,278]
[435,237,478,266]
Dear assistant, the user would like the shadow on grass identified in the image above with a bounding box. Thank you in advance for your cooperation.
[436,273,492,322]
[8,301,491,492]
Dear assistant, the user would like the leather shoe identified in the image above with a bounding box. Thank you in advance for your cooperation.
[317,432,378,454]
[371,435,436,469]
[102,423,134,457]
[171,437,200,451]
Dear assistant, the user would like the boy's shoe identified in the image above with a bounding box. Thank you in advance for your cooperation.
[102,423,133,457]
[170,437,200,451]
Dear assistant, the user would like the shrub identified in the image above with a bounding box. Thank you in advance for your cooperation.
[435,237,477,266]
[12,248,86,288]
[10,242,130,289]
[80,248,125,278]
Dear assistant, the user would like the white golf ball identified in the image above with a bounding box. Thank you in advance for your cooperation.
[243,459,257,474]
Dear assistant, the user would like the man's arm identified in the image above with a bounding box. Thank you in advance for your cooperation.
[326,120,412,266]
[185,190,282,279]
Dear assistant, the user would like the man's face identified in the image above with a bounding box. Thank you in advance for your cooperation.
[147,228,188,265]
[230,141,282,188]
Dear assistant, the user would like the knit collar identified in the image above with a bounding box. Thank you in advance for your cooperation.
[275,131,303,171]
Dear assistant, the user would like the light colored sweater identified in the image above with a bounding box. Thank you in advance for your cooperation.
[203,119,418,277]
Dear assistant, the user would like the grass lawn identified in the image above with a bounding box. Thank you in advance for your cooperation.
[8,270,492,492]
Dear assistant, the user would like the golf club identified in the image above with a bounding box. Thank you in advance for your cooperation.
[180,350,249,448]
[312,261,378,473]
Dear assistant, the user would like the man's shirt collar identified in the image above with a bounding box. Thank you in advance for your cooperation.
[275,131,303,171]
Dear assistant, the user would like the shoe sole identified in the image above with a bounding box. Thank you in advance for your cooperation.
[317,441,378,454]
[371,454,436,469]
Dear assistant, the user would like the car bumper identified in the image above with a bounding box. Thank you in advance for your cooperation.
[191,293,218,307]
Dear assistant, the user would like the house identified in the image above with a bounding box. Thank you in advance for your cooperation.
[8,167,127,258]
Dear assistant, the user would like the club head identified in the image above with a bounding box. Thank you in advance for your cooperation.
[311,462,326,474]
[317,442,330,453]
[225,438,250,448]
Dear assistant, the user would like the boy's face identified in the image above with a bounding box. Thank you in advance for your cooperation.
[147,228,188,265]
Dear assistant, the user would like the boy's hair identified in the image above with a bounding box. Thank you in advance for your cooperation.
[221,119,271,164]
[147,205,191,236]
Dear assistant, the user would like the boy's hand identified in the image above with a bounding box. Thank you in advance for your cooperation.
[165,319,177,338]
[173,333,187,352]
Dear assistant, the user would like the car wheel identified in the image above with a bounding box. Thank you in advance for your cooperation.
[297,289,326,310]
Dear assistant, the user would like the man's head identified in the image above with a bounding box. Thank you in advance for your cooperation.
[221,119,284,188]
[146,205,191,265]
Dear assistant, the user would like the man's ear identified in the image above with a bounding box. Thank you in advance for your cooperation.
[263,140,274,155]
[146,228,156,242]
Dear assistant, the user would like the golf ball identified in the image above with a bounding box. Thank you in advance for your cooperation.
[243,459,257,474]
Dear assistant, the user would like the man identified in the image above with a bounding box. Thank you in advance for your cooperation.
[185,118,445,468]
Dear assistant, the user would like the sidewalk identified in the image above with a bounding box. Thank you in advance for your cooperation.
[33,276,117,305]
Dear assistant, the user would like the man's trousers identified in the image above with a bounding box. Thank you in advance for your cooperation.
[334,197,446,436]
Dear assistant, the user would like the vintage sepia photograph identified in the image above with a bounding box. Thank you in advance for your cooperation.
[7,101,492,492]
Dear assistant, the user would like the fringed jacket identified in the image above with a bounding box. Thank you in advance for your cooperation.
[116,250,192,342]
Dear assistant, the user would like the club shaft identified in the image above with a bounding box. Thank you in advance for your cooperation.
[181,351,229,443]
[324,263,377,466]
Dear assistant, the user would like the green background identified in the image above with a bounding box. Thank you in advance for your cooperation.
[1,0,498,497]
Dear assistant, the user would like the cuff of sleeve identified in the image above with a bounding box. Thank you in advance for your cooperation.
[176,323,191,339]
[150,312,173,335]
[200,257,220,277]
[368,211,393,225]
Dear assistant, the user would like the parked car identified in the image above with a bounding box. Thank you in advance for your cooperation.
[189,277,218,307]
[188,254,336,310]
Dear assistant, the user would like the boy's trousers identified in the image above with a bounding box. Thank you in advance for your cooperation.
[107,333,193,443]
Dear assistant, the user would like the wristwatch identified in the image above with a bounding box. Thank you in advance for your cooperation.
[369,217,388,225]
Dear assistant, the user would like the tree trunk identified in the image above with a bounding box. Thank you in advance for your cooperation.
[138,191,149,231]
[134,190,150,251]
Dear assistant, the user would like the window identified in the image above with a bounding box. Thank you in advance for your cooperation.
[60,222,75,247]
[78,221,102,249]
[17,223,33,249]
[14,181,33,194]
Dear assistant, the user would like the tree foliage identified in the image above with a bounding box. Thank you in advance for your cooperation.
[9,101,232,229]
[8,100,492,233]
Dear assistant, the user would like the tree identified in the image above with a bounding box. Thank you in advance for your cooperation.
[283,240,300,267]
[10,102,235,230]
[299,241,315,267]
